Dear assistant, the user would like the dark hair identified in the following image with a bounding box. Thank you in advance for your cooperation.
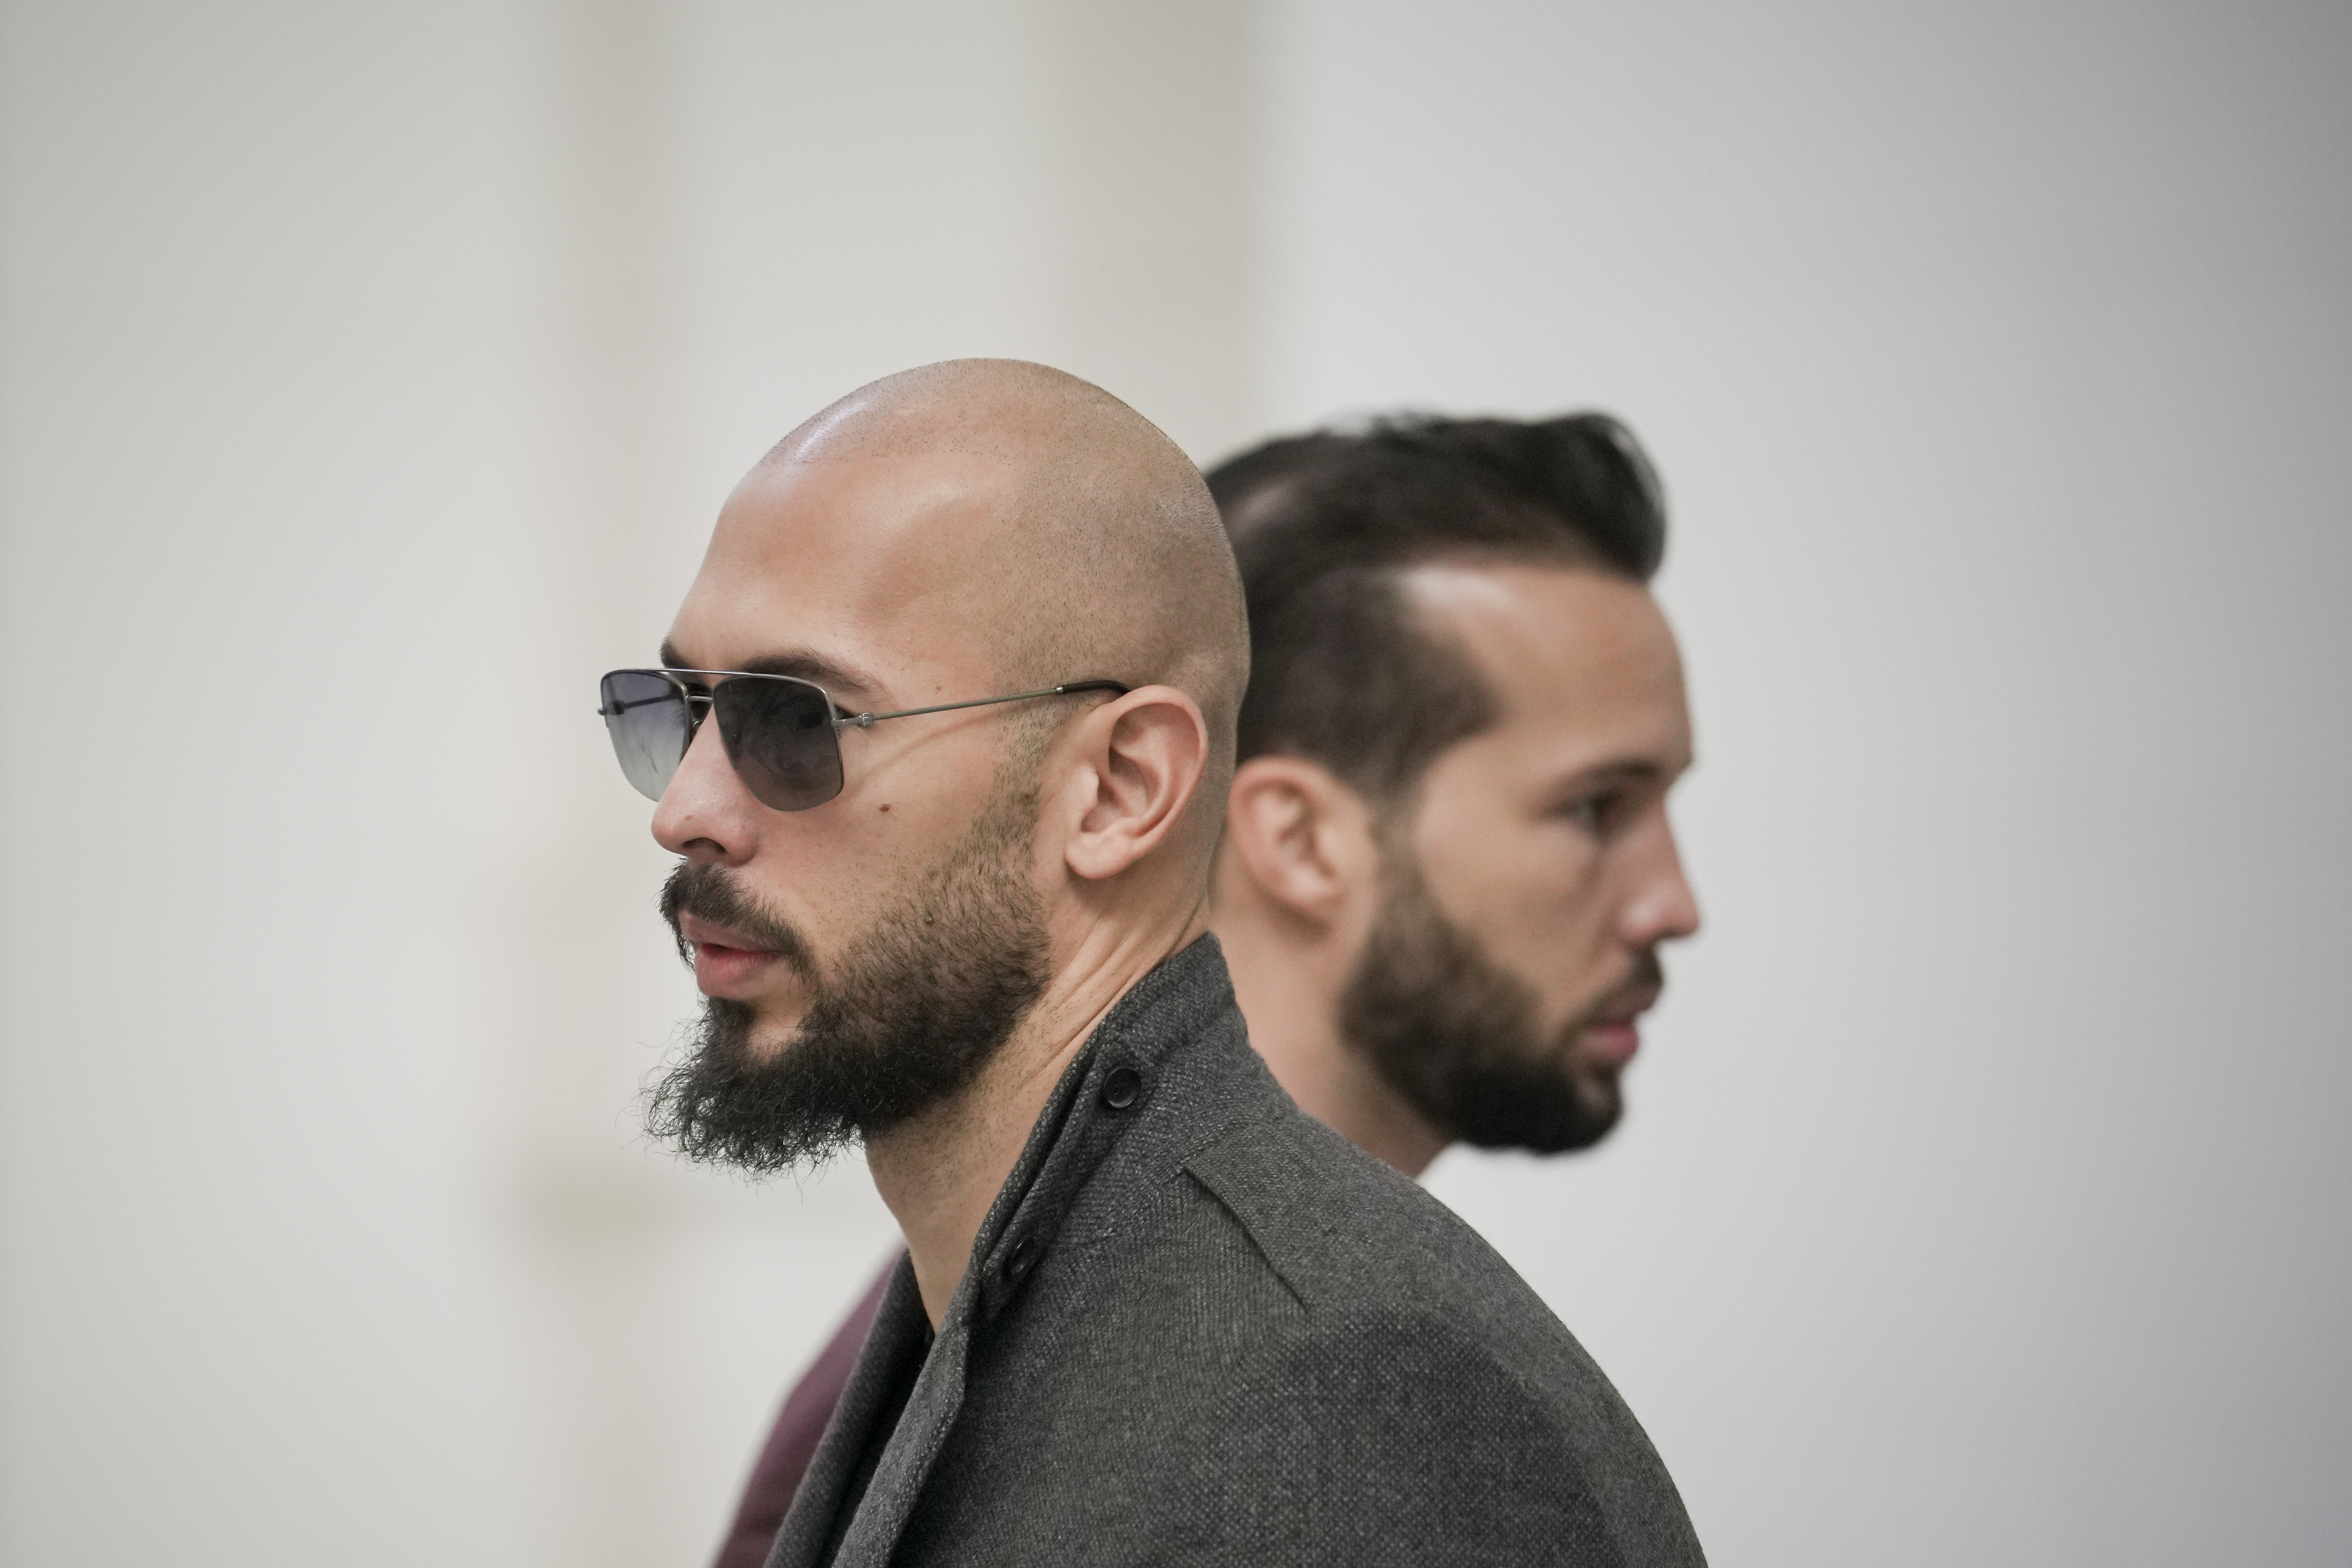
[1206,413,1665,804]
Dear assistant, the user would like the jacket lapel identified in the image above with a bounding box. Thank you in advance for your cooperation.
[763,1258,933,1568]
[763,938,1234,1566]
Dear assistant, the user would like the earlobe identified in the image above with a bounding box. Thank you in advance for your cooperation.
[1063,687,1209,882]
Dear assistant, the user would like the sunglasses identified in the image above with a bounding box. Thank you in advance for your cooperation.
[597,668,1131,812]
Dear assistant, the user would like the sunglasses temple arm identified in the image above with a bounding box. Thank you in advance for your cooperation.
[845,681,1130,729]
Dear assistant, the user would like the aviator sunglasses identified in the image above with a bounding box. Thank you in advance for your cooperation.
[598,668,1131,812]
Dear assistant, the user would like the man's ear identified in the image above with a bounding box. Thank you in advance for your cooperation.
[1061,686,1209,882]
[1220,754,1380,926]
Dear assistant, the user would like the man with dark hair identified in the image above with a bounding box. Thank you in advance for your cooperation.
[1207,413,1699,1175]
[701,409,1712,1568]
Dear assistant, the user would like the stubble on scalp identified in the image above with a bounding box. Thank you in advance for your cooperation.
[763,358,1250,861]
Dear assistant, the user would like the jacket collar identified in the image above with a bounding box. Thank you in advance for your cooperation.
[772,932,1244,1568]
[965,929,1236,1324]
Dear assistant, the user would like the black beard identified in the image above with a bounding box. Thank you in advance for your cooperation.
[644,788,1049,1177]
[1339,850,1656,1154]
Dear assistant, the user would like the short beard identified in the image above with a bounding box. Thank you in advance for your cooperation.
[644,784,1050,1177]
[1338,847,1655,1154]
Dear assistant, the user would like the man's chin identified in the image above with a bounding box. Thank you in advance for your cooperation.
[704,998,811,1069]
[1571,1070,1624,1137]
[1442,1044,1625,1154]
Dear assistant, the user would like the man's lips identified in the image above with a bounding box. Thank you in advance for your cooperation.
[1579,984,1663,1068]
[676,912,785,999]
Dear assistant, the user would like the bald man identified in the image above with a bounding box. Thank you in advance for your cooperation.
[604,361,1703,1568]
[710,409,1706,1568]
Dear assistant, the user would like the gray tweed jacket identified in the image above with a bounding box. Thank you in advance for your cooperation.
[766,934,1705,1568]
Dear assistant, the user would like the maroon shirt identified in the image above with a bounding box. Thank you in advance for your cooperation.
[710,1258,899,1568]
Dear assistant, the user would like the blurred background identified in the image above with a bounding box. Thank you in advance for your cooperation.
[3,1,2348,1563]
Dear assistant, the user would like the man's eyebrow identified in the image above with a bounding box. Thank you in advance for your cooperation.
[738,650,886,698]
[1549,758,1679,794]
[656,639,887,702]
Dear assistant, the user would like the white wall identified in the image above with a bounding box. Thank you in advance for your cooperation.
[0,4,551,1561]
[2,1,2346,1564]
[1252,2,2352,1562]
[0,3,1251,1564]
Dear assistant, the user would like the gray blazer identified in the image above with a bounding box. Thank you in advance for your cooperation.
[768,935,1705,1568]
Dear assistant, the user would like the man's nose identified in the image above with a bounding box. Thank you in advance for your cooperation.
[651,718,756,865]
[1622,827,1701,950]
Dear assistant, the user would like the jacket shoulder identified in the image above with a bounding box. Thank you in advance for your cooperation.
[1182,1106,1525,1315]
[1178,1111,1708,1568]
[1180,1107,1600,1395]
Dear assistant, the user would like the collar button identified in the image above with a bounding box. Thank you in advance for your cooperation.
[1100,1065,1144,1111]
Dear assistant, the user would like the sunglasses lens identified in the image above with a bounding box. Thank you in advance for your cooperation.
[714,677,844,811]
[600,671,691,801]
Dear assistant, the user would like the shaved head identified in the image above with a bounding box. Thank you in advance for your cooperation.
[644,359,1250,1172]
[755,359,1247,837]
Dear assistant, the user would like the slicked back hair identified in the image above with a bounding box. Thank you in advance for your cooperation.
[1206,413,1666,808]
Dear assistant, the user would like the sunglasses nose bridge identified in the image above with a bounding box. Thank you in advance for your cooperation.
[668,692,727,789]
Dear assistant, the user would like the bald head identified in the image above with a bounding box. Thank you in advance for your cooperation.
[779,361,1242,807]
[687,359,1247,853]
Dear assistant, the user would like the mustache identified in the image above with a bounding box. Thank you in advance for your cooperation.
[659,862,817,978]
[1575,949,1666,1028]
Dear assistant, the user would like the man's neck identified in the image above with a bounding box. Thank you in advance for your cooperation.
[1212,901,1449,1179]
[864,907,1209,1328]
